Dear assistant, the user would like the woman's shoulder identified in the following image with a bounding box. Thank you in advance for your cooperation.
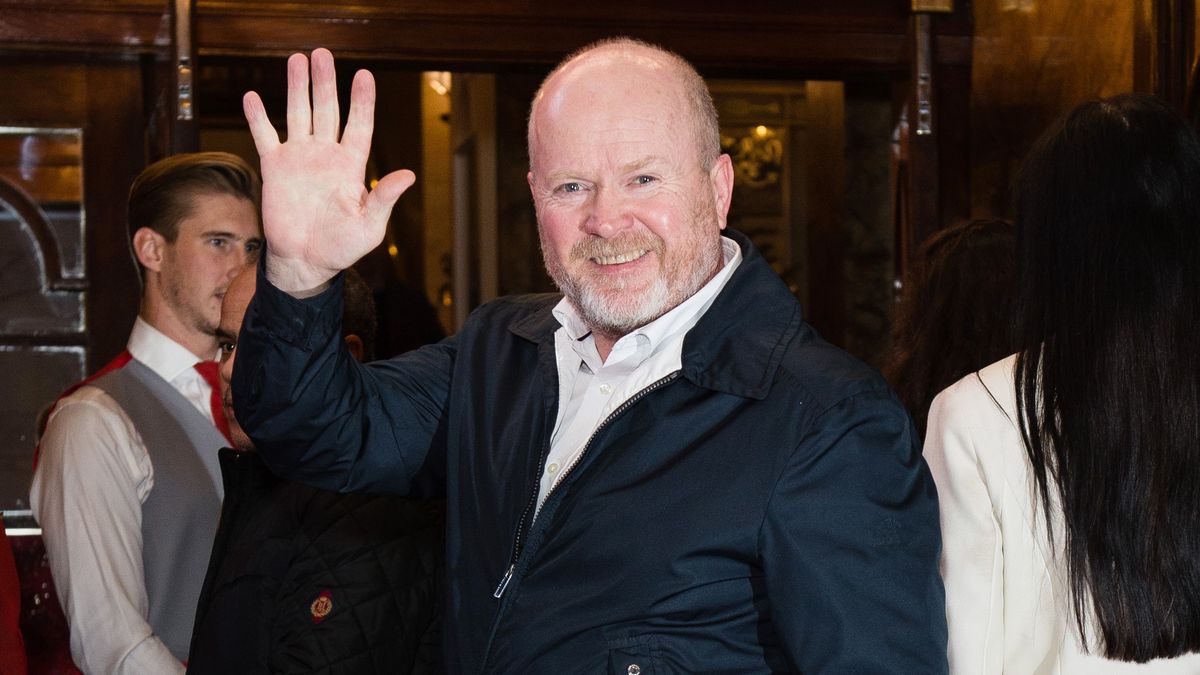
[930,353,1019,425]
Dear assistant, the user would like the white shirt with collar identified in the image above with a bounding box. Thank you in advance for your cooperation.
[538,236,742,513]
[31,317,218,675]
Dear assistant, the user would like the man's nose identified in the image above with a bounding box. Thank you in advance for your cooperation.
[583,187,630,237]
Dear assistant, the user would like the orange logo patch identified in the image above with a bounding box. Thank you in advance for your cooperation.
[310,590,333,624]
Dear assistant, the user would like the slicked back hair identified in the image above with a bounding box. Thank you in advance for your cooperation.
[528,36,721,171]
[127,152,260,269]
[1013,93,1200,661]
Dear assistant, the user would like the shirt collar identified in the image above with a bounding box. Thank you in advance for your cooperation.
[126,316,214,383]
[551,235,742,369]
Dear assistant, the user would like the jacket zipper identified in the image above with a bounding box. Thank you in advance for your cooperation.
[492,370,681,599]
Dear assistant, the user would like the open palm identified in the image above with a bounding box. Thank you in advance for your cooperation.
[243,48,415,295]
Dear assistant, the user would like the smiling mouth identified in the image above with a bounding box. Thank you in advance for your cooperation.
[591,249,650,266]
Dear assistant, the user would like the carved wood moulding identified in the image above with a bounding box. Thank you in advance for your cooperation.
[193,1,969,72]
[0,0,171,54]
[0,0,970,72]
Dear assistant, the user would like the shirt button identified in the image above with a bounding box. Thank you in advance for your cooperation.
[547,462,560,475]
[627,665,641,675]
[599,383,612,395]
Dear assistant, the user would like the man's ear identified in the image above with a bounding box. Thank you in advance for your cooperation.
[710,154,734,230]
[132,227,167,273]
[343,334,365,363]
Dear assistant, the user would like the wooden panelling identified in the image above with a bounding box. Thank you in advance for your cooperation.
[0,59,146,369]
[0,134,83,203]
[83,62,147,369]
[190,0,970,74]
[0,67,88,124]
[970,0,1141,218]
[1147,0,1194,106]
[0,55,146,511]
[804,81,847,345]
[0,0,971,72]
[0,0,168,54]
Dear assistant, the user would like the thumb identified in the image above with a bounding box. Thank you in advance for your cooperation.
[365,169,417,225]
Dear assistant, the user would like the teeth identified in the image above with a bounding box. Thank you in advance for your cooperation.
[592,249,648,265]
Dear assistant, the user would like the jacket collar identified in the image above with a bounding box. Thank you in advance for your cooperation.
[509,229,802,400]
[680,229,801,400]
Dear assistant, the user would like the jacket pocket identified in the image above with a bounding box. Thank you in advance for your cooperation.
[607,634,660,675]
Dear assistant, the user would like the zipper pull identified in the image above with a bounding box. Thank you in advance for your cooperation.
[493,564,515,598]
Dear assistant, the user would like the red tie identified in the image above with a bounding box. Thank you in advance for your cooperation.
[194,361,234,446]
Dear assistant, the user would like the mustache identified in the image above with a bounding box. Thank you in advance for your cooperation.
[570,231,662,262]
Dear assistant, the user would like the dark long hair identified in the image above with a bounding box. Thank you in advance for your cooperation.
[1013,93,1200,661]
[886,218,1018,437]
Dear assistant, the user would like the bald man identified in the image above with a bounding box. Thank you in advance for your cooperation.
[232,39,947,673]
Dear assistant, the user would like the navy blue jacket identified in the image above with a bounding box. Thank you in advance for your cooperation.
[234,231,947,674]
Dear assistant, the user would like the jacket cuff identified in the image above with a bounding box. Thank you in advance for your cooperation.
[247,252,345,352]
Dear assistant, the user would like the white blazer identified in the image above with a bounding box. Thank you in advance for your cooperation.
[924,354,1200,674]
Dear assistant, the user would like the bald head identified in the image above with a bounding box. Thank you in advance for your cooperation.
[528,38,720,173]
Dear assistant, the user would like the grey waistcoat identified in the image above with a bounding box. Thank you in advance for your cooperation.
[92,359,225,662]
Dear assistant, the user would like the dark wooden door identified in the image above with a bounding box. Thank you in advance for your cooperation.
[0,57,147,510]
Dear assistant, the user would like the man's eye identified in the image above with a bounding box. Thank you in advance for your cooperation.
[218,342,235,355]
[209,238,228,248]
[245,240,262,254]
[557,182,583,194]
[633,175,657,185]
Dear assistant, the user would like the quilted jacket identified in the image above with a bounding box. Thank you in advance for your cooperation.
[186,448,444,674]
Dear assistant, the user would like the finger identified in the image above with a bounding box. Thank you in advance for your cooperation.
[342,69,377,159]
[286,52,312,139]
[310,48,340,141]
[364,169,416,226]
[242,91,280,155]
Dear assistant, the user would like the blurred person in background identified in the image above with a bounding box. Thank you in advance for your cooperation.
[885,217,1018,438]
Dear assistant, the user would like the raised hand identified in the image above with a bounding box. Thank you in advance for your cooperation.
[243,48,416,296]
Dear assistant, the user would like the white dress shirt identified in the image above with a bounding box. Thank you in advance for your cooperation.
[538,236,742,512]
[924,354,1200,674]
[31,317,217,675]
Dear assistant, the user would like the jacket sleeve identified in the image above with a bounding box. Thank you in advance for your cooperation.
[232,262,453,495]
[760,390,948,673]
[923,384,1005,675]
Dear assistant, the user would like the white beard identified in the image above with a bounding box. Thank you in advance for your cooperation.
[542,227,721,338]
[568,265,674,336]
